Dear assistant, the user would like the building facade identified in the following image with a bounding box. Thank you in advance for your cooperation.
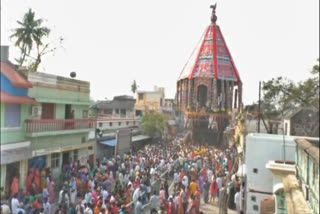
[135,86,165,115]
[95,95,136,118]
[0,46,36,197]
[23,71,95,181]
[244,134,296,214]
[283,107,319,137]
[295,138,319,214]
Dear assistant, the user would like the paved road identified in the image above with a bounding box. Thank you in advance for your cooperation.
[200,198,237,214]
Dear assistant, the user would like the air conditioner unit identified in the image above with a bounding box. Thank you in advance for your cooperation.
[31,105,42,117]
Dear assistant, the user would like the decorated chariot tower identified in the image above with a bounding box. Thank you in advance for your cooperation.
[176,4,242,145]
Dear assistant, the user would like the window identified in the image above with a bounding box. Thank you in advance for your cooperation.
[83,110,88,118]
[73,150,78,162]
[126,121,129,125]
[118,122,122,126]
[133,121,136,125]
[253,205,259,211]
[115,109,119,114]
[104,109,112,115]
[81,136,86,143]
[313,162,317,185]
[99,122,103,127]
[251,196,256,202]
[120,109,126,115]
[51,153,60,168]
[5,103,21,127]
[253,168,258,174]
[138,93,144,100]
[109,122,113,126]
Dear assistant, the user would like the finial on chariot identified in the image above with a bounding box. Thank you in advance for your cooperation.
[210,3,217,24]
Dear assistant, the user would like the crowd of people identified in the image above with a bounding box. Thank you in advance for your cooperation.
[1,134,242,214]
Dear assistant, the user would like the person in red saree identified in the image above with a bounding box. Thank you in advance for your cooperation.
[188,196,197,214]
[194,188,200,213]
[124,184,132,213]
[47,176,55,203]
[26,168,35,193]
[10,176,19,197]
[35,169,41,193]
[210,177,218,203]
[228,159,233,173]
[166,197,174,214]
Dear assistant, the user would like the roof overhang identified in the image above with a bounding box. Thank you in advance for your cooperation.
[0,61,33,88]
[1,90,37,104]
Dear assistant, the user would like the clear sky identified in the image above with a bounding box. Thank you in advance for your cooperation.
[1,0,319,104]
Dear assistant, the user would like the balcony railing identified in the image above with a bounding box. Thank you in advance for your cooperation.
[25,119,95,133]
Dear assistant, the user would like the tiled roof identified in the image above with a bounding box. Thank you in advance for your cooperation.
[0,61,33,88]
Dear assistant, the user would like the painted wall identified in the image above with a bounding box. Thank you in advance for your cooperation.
[245,134,296,192]
[97,119,140,131]
[72,105,89,119]
[28,86,89,104]
[55,104,66,119]
[1,104,30,144]
[245,134,296,214]
[0,73,28,96]
[30,133,88,151]
[246,192,269,214]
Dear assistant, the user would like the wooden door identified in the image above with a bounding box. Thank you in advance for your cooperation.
[41,103,55,119]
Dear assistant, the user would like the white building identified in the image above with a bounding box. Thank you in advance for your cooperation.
[244,133,296,214]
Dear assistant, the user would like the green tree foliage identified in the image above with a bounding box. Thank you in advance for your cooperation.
[262,59,319,118]
[10,8,63,71]
[10,9,50,66]
[141,111,168,138]
[131,80,138,94]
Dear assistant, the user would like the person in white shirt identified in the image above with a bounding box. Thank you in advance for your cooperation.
[102,188,109,202]
[11,194,20,214]
[182,175,189,188]
[43,198,51,214]
[234,188,241,214]
[1,203,10,214]
[132,187,141,207]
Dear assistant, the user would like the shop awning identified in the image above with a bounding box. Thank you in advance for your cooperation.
[1,90,36,104]
[1,141,32,164]
[99,138,117,147]
[132,135,150,142]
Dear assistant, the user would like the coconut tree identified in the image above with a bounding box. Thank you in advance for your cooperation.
[10,8,50,66]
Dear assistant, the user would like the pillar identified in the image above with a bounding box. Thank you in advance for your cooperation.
[225,81,229,111]
[187,79,191,109]
[238,83,242,110]
[212,79,218,112]
[221,80,225,111]
[229,81,234,112]
[1,165,6,191]
[19,160,28,190]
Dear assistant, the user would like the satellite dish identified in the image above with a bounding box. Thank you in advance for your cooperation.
[70,71,76,78]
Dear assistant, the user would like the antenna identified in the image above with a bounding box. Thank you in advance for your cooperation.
[281,110,286,162]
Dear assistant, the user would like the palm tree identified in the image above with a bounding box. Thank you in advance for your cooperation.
[10,8,50,66]
[131,80,138,94]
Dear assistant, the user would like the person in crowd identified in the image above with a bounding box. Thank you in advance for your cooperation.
[135,197,143,214]
[149,191,160,214]
[11,193,20,214]
[234,187,241,214]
